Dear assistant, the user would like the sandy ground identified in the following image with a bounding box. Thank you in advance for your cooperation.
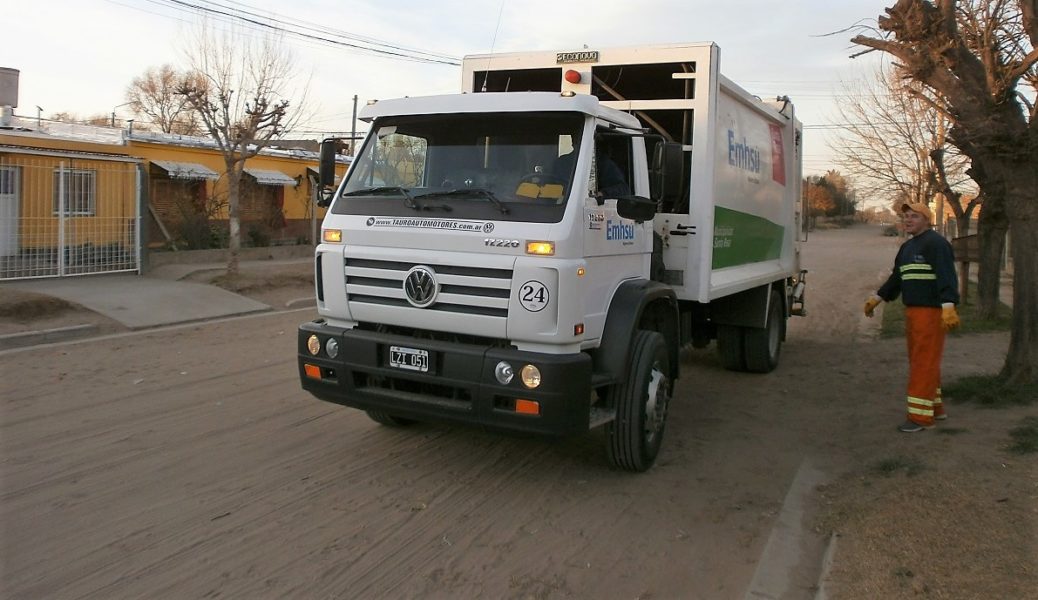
[1,226,1034,599]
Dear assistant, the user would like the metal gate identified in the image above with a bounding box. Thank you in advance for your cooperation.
[0,151,141,280]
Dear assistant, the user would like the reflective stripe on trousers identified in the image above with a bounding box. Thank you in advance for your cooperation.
[905,306,945,426]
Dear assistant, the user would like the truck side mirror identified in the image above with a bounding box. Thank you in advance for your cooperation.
[650,141,683,204]
[319,139,338,187]
[616,195,657,223]
[317,139,338,208]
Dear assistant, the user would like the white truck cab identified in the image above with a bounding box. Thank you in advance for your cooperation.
[299,43,806,471]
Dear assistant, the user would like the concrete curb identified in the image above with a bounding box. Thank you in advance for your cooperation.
[813,533,839,600]
[744,459,829,600]
[0,323,98,350]
[285,296,316,309]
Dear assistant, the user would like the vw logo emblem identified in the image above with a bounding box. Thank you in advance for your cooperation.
[403,266,438,308]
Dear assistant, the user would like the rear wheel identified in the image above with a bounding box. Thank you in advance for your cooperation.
[606,330,672,472]
[366,410,417,427]
[716,325,746,371]
[743,290,784,373]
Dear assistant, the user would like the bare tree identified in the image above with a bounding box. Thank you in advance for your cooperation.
[832,64,978,223]
[853,0,1038,384]
[48,111,112,126]
[834,63,985,299]
[176,25,309,275]
[126,64,202,135]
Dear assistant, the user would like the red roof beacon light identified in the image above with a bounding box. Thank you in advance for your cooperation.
[564,69,582,84]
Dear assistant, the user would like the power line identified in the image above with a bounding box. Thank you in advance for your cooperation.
[210,0,456,62]
[138,0,461,65]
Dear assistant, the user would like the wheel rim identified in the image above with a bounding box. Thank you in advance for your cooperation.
[644,361,671,442]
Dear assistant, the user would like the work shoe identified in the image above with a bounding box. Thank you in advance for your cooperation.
[898,420,933,433]
[935,413,948,421]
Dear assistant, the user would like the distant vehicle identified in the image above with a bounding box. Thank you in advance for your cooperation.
[298,43,807,471]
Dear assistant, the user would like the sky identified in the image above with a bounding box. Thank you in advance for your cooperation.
[3,0,891,177]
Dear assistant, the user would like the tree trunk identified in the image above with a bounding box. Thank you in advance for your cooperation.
[226,161,241,276]
[999,190,1037,385]
[976,194,1008,320]
[951,215,970,304]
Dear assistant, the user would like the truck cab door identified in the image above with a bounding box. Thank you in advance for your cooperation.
[582,135,652,341]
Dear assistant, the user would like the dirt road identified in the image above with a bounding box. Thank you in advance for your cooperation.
[0,226,1025,599]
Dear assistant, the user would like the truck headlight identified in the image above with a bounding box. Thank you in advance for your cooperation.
[520,365,541,389]
[325,338,339,359]
[307,334,321,355]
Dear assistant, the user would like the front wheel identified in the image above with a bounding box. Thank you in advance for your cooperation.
[606,330,673,472]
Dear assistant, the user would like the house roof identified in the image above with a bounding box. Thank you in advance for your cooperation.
[0,142,140,163]
[151,160,220,181]
[244,167,297,186]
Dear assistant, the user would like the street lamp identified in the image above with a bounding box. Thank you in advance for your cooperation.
[111,101,134,127]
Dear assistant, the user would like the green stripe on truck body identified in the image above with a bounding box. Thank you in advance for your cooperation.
[712,206,785,269]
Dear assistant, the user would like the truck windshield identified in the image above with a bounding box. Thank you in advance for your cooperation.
[332,112,584,223]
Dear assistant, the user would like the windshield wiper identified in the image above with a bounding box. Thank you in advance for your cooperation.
[417,188,510,215]
[342,186,454,211]
[342,186,421,210]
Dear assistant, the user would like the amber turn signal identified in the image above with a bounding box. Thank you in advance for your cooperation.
[515,399,540,415]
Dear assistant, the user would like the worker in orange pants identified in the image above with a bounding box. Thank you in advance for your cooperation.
[905,306,946,426]
[864,203,960,432]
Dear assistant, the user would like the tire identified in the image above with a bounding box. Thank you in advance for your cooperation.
[365,410,417,427]
[716,324,746,371]
[606,330,673,472]
[743,290,783,373]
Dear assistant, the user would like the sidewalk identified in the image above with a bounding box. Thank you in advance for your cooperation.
[0,257,312,337]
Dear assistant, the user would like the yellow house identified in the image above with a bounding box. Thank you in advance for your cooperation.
[1,126,141,277]
[129,133,345,248]
[0,118,348,279]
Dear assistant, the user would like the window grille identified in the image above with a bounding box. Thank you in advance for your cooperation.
[52,168,97,216]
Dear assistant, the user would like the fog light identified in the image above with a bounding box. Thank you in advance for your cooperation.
[520,364,541,389]
[307,334,321,355]
[325,337,339,359]
[495,361,514,385]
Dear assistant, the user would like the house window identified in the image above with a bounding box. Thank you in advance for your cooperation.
[0,166,18,194]
[52,169,96,216]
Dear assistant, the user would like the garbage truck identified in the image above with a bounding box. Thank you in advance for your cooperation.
[298,42,807,471]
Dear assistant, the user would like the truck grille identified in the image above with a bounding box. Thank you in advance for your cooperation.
[344,258,512,318]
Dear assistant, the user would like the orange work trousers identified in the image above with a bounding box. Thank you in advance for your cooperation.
[904,306,946,426]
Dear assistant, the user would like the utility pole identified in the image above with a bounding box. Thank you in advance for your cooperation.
[351,95,358,155]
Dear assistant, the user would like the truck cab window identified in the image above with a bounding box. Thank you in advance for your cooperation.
[334,112,584,223]
[592,133,633,199]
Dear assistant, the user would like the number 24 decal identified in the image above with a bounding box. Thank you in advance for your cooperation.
[519,281,549,312]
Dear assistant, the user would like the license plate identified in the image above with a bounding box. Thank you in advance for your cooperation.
[389,345,429,372]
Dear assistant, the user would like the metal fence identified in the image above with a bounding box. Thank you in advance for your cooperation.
[0,153,141,280]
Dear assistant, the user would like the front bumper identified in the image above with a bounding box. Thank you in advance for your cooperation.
[298,321,593,435]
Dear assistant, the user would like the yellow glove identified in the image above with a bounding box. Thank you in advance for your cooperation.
[942,304,960,330]
[863,295,882,318]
